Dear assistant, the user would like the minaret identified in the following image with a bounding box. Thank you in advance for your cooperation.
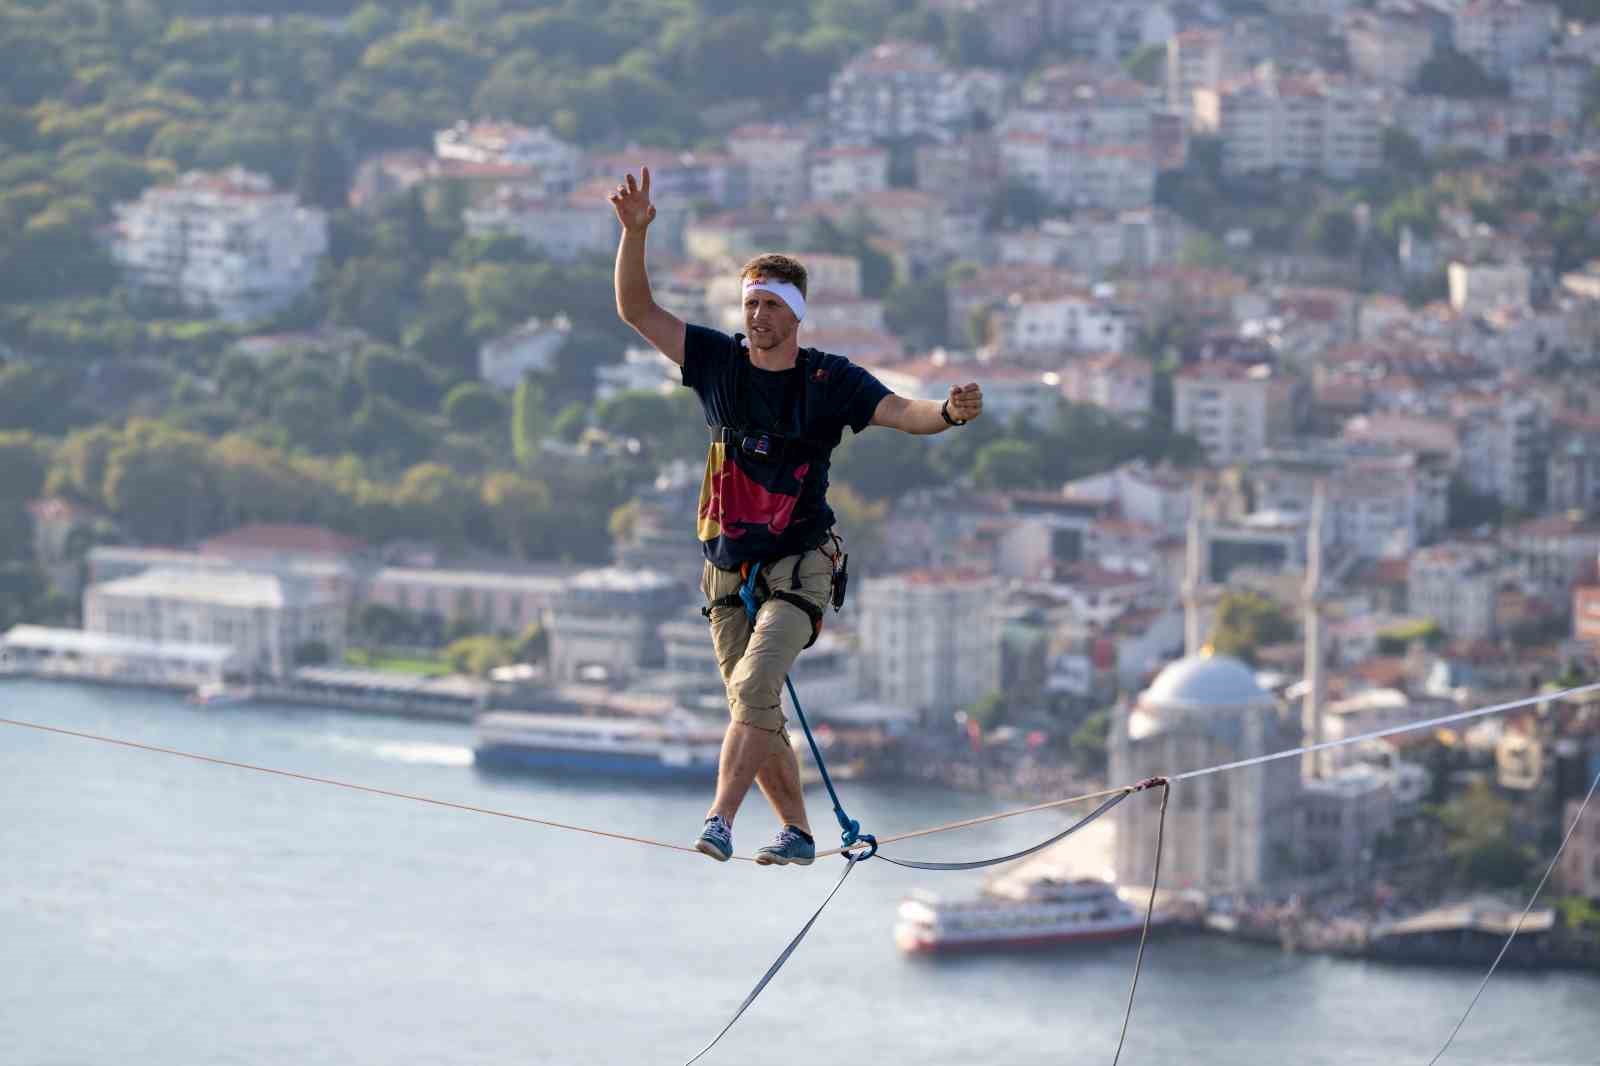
[1302,478,1328,780]
[1183,478,1206,657]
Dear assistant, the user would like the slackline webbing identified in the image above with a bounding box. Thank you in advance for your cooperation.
[682,781,1173,1066]
[1114,780,1169,1066]
[874,786,1133,872]
[1424,766,1600,1066]
[681,854,861,1066]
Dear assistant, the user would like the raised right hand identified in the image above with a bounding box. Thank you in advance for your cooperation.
[608,167,656,232]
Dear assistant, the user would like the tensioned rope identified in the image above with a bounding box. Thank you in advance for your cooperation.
[1172,681,1600,783]
[1424,766,1600,1066]
[7,678,1597,1064]
[7,681,1599,864]
[683,778,1172,1066]
[811,679,1600,861]
[0,716,720,858]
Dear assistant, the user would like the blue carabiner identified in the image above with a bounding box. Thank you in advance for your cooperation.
[738,563,763,622]
[847,834,878,863]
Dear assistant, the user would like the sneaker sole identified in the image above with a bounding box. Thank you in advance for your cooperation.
[695,839,731,862]
[754,852,814,866]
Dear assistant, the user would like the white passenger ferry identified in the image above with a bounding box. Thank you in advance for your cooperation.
[473,708,725,782]
[895,876,1150,954]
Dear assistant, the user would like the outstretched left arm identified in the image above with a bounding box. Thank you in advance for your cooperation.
[870,383,983,435]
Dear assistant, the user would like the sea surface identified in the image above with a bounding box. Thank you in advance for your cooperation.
[3,679,1598,1066]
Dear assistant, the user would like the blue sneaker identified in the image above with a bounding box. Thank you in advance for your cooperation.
[695,815,733,862]
[755,825,815,866]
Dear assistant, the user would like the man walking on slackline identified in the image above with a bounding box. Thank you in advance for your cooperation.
[610,167,983,866]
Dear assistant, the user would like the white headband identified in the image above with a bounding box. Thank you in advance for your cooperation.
[743,278,806,322]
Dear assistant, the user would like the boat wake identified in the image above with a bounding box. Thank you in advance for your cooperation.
[316,734,474,768]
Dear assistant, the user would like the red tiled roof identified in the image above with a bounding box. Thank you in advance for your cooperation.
[199,524,367,559]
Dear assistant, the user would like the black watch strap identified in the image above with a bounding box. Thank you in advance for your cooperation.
[941,399,967,427]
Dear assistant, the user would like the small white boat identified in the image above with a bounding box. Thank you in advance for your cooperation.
[895,876,1153,954]
[189,682,255,707]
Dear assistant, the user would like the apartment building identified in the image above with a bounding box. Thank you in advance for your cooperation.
[859,569,1002,718]
[434,120,584,192]
[808,145,890,202]
[1174,361,1298,465]
[1408,542,1501,641]
[1453,0,1558,79]
[1344,11,1437,87]
[462,182,617,261]
[1195,70,1381,181]
[112,168,328,323]
[827,41,971,141]
[1060,351,1154,421]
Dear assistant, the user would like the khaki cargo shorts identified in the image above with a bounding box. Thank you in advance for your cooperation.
[701,548,833,750]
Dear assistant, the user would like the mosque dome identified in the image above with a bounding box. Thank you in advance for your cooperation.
[1140,652,1273,712]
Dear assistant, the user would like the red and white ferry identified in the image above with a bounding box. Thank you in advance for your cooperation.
[895,876,1150,954]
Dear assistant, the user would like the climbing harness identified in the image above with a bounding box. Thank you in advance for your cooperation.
[703,543,868,852]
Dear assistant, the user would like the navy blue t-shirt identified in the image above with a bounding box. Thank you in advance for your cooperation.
[681,324,889,569]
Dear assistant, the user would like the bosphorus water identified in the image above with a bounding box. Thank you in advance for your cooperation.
[4,679,1597,1066]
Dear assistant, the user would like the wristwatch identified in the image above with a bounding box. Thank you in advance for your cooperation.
[941,399,967,427]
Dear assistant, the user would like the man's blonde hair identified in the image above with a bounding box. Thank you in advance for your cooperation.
[740,253,808,298]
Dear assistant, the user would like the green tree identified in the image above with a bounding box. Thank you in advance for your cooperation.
[968,689,1007,729]
[882,277,948,350]
[986,178,1052,230]
[831,426,943,501]
[552,401,587,443]
[481,471,554,558]
[102,425,221,545]
[1070,710,1110,773]
[442,381,504,433]
[1210,590,1295,665]
[512,374,546,469]
[1123,43,1166,87]
[394,461,478,547]
[512,620,548,663]
[0,432,51,504]
[446,633,514,677]
[294,112,350,212]
[356,346,440,412]
[45,425,122,508]
[973,439,1046,491]
[1435,780,1533,890]
[1308,207,1358,259]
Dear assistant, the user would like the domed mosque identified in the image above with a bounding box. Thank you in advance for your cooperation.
[1110,649,1301,895]
[1108,482,1307,896]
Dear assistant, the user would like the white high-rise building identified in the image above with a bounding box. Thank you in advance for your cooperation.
[827,41,969,141]
[1195,71,1381,180]
[112,168,328,323]
[859,570,1001,719]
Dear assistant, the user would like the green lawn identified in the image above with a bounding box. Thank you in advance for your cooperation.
[344,648,453,677]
